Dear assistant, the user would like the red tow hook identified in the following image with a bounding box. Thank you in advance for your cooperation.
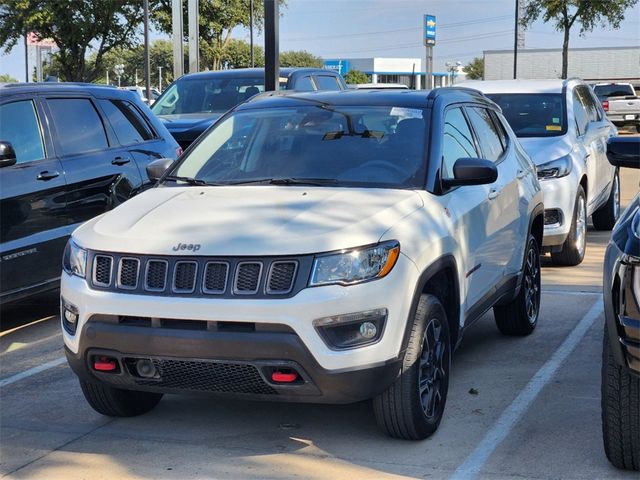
[271,370,299,383]
[93,357,118,372]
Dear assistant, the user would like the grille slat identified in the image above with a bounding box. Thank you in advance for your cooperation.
[93,255,113,287]
[234,262,262,294]
[267,261,298,294]
[118,258,139,289]
[145,260,168,291]
[173,261,197,293]
[203,262,228,294]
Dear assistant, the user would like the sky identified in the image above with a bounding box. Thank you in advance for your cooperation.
[1,0,639,81]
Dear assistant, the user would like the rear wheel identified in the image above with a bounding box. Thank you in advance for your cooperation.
[494,234,541,336]
[80,380,163,417]
[374,294,450,440]
[551,186,586,266]
[601,325,640,470]
[592,170,620,231]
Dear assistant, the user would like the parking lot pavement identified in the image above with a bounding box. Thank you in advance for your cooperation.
[1,167,638,480]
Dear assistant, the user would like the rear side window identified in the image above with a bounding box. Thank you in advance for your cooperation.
[314,75,341,91]
[466,107,505,162]
[0,100,45,164]
[572,90,589,136]
[293,76,315,91]
[442,107,478,179]
[99,99,153,146]
[576,86,601,122]
[489,110,509,149]
[47,98,108,155]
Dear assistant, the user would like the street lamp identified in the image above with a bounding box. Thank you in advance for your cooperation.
[114,63,125,87]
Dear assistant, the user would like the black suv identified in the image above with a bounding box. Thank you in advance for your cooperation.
[0,83,180,303]
[151,68,348,150]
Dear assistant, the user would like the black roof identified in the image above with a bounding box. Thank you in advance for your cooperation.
[175,67,337,80]
[235,87,490,110]
[0,82,138,100]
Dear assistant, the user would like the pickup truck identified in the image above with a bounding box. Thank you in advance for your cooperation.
[593,83,640,133]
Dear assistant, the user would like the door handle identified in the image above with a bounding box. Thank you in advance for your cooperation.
[112,156,130,166]
[37,171,60,181]
[488,188,501,200]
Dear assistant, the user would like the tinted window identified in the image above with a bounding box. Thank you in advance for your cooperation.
[173,105,429,189]
[99,99,153,145]
[47,98,108,155]
[314,75,341,91]
[442,108,478,179]
[486,93,566,137]
[577,86,600,122]
[490,110,509,149]
[293,76,315,91]
[0,100,45,164]
[466,107,504,162]
[593,84,635,99]
[572,90,589,136]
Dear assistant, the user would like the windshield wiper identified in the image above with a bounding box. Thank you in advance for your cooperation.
[164,175,219,186]
[227,177,339,186]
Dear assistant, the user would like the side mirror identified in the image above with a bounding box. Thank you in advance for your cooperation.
[146,158,174,181]
[0,141,17,168]
[441,158,498,188]
[607,136,640,169]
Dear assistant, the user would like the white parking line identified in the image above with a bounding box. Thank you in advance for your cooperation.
[450,297,603,480]
[0,357,66,388]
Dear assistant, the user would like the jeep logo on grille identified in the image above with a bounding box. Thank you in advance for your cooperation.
[172,243,201,252]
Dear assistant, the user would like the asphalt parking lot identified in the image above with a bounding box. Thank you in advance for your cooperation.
[1,164,639,480]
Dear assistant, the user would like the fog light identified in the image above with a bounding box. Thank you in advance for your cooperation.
[136,359,158,379]
[61,298,79,335]
[313,308,387,350]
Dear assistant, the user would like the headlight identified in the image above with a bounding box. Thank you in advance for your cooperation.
[62,239,87,278]
[309,241,400,287]
[537,155,572,179]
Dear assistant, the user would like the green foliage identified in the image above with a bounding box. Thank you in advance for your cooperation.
[0,0,153,82]
[153,0,286,70]
[0,73,18,83]
[464,57,484,80]
[201,38,265,69]
[280,50,323,68]
[520,0,639,78]
[344,69,369,85]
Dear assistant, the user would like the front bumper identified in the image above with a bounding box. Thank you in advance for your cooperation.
[539,173,578,247]
[61,254,418,400]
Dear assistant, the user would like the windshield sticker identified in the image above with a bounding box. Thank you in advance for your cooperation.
[390,107,423,119]
[552,117,560,124]
[546,125,562,131]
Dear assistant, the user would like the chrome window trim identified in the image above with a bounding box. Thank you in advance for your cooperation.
[202,261,229,295]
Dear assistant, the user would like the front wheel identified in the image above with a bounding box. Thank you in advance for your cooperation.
[592,170,620,231]
[374,294,451,440]
[551,186,587,266]
[494,234,541,336]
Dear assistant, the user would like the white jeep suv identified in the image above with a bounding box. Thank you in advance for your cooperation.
[61,88,543,439]
[463,79,619,265]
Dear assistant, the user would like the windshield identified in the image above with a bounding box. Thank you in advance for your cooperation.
[486,93,566,138]
[593,84,635,99]
[168,105,429,189]
[152,76,266,115]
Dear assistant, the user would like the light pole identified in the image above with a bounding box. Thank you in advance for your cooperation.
[158,66,163,91]
[250,0,254,67]
[114,63,125,87]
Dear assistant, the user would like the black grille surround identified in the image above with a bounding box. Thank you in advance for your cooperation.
[87,251,313,299]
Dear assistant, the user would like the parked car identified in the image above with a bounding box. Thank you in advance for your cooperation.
[354,83,409,90]
[61,88,543,439]
[463,79,619,266]
[0,83,180,304]
[601,135,640,471]
[122,86,161,106]
[593,83,640,133]
[151,68,348,150]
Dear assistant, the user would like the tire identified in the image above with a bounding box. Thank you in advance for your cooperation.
[601,325,640,471]
[551,186,587,266]
[635,124,640,134]
[592,170,620,231]
[494,234,541,336]
[80,380,163,417]
[373,294,451,440]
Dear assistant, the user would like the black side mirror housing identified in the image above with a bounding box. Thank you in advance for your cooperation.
[146,158,174,181]
[0,141,17,168]
[441,158,498,189]
[607,136,640,169]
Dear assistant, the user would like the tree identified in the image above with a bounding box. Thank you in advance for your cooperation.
[280,50,323,68]
[464,57,484,80]
[154,0,286,71]
[202,38,265,69]
[0,0,154,82]
[0,73,18,83]
[344,69,369,85]
[521,0,638,79]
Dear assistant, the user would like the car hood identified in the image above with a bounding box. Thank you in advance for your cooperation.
[73,186,424,256]
[157,113,220,134]
[518,135,574,166]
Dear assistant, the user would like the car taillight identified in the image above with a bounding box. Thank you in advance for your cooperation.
[176,146,183,158]
[602,100,609,112]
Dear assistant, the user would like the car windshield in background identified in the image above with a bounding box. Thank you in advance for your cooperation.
[487,93,566,137]
[152,77,266,115]
[169,105,429,189]
[593,84,635,99]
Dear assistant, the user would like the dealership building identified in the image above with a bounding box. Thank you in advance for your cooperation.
[483,46,640,84]
[323,58,463,89]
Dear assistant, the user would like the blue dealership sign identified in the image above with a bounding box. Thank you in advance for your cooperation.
[424,14,436,46]
[323,59,351,76]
